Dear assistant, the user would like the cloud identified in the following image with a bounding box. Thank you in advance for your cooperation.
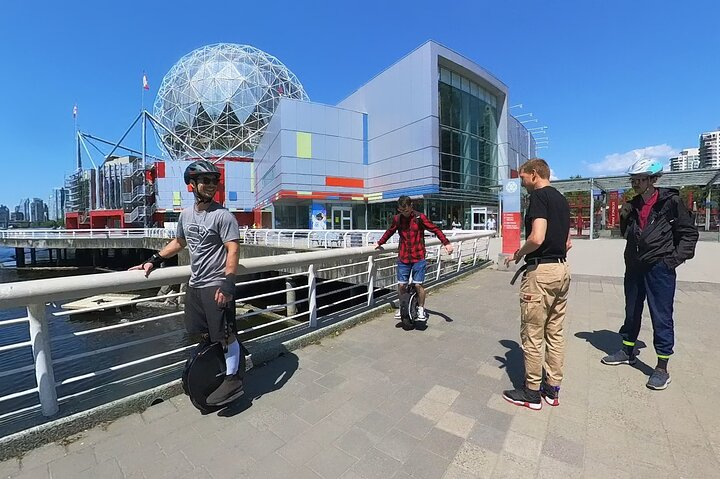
[586,144,678,176]
[550,169,559,181]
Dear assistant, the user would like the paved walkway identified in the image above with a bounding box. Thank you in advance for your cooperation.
[2,265,720,478]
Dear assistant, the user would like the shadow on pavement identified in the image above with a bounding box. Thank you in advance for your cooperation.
[217,350,299,417]
[425,309,453,322]
[494,339,525,388]
[575,329,654,375]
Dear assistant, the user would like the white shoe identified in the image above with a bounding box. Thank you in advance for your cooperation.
[394,310,402,319]
[416,308,427,322]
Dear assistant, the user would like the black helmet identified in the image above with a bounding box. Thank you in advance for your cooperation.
[184,160,220,185]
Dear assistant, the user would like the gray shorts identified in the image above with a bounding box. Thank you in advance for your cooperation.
[183,286,236,343]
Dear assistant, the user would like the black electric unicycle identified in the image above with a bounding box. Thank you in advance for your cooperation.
[399,283,421,328]
[181,335,247,413]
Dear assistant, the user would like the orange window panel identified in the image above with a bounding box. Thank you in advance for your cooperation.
[325,176,364,188]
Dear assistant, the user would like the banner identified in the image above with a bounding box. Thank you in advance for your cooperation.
[309,203,326,230]
[608,191,619,228]
[501,179,522,254]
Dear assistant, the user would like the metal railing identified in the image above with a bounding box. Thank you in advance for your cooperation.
[0,232,492,434]
[0,227,492,246]
[0,228,173,240]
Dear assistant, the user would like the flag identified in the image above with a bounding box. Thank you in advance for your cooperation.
[142,73,149,90]
[72,104,78,118]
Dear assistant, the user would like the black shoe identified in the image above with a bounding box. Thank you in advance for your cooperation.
[540,383,560,406]
[206,374,244,406]
[502,387,542,410]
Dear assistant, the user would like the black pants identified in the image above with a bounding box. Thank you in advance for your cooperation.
[184,286,236,344]
[620,261,676,357]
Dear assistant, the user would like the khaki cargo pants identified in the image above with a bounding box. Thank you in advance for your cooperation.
[519,262,571,389]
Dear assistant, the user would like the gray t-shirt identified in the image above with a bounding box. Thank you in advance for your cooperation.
[177,202,240,288]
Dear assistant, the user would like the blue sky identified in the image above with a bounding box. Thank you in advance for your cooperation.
[1,0,719,208]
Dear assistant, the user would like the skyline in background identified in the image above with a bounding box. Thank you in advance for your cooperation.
[1,0,719,207]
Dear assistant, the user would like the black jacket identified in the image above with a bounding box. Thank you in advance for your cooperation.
[621,188,698,269]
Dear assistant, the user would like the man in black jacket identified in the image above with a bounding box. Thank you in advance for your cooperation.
[602,158,698,390]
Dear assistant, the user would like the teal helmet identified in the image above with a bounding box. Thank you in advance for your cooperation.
[627,158,663,177]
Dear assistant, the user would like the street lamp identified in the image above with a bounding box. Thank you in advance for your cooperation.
[514,113,533,118]
[510,104,523,109]
[521,119,538,124]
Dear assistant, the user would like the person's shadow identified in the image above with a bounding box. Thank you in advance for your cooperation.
[494,339,525,388]
[425,309,453,323]
[393,309,453,332]
[575,330,654,376]
[218,348,299,417]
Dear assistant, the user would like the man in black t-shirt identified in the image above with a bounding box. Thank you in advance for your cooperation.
[502,159,572,411]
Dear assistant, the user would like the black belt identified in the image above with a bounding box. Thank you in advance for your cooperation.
[510,257,566,285]
[526,257,566,265]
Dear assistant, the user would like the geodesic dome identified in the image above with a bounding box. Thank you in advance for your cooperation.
[153,43,309,159]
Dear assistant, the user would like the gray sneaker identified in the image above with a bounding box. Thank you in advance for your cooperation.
[646,369,671,390]
[601,349,636,366]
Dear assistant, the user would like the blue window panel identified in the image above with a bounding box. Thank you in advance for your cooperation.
[229,191,238,201]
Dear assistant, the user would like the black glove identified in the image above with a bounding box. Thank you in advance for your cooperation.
[144,253,165,269]
[220,273,236,296]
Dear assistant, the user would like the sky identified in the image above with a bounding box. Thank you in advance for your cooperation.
[1,0,719,208]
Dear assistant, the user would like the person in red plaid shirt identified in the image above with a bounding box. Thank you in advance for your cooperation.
[375,196,454,322]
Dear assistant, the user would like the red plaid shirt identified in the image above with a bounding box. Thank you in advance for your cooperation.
[377,211,450,263]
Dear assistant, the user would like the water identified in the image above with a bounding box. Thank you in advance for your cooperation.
[0,247,190,436]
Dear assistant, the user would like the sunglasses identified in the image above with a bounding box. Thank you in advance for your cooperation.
[197,176,219,185]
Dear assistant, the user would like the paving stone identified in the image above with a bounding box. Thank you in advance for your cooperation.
[425,385,461,405]
[16,443,66,471]
[400,447,451,479]
[356,411,396,441]
[376,428,421,463]
[490,451,537,479]
[350,447,402,479]
[74,458,124,479]
[540,434,584,467]
[451,440,498,478]
[422,427,465,461]
[305,445,358,479]
[502,430,543,463]
[436,411,476,439]
[0,458,20,478]
[47,448,97,478]
[395,412,436,440]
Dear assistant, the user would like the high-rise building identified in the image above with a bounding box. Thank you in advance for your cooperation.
[699,129,720,169]
[0,205,9,228]
[669,148,701,172]
[48,187,67,221]
[17,198,30,221]
[30,198,47,223]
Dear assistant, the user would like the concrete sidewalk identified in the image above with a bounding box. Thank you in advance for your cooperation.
[1,268,719,478]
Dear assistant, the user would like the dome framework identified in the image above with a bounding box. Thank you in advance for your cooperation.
[153,43,309,159]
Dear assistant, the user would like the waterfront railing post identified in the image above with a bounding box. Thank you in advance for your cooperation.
[367,255,376,306]
[456,241,464,272]
[435,245,443,281]
[308,264,317,327]
[27,302,59,417]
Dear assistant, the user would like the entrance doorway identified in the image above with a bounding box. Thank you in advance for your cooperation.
[331,207,353,230]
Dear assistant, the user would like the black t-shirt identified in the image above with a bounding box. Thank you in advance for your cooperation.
[524,185,570,261]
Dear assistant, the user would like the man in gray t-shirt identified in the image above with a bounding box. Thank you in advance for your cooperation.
[177,202,239,288]
[132,160,243,407]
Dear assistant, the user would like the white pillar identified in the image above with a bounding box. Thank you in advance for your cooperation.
[307,264,317,327]
[28,302,59,417]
